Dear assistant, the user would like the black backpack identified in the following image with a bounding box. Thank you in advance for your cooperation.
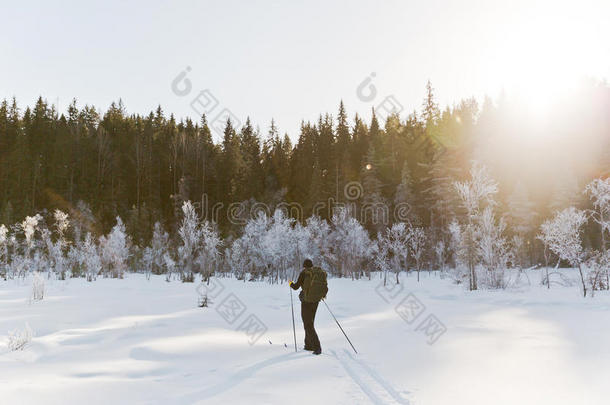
[302,266,328,303]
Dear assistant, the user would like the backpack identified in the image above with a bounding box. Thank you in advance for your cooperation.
[302,266,328,303]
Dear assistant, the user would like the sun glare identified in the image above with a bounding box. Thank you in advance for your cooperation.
[484,10,605,124]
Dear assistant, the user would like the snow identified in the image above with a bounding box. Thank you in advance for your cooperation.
[1,271,610,405]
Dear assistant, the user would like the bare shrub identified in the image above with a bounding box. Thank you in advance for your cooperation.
[7,323,33,351]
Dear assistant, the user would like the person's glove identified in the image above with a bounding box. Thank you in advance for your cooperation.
[289,280,293,287]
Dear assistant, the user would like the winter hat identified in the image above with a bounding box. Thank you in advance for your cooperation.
[303,259,313,268]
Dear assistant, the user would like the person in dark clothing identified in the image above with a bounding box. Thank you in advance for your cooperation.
[289,259,327,355]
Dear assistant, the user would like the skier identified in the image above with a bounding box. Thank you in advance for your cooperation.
[289,259,328,355]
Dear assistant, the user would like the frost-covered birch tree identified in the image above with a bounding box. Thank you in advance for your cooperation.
[197,220,222,281]
[408,227,427,282]
[329,208,373,278]
[82,233,101,281]
[373,236,391,284]
[177,201,201,281]
[302,215,332,271]
[232,211,270,279]
[21,214,42,257]
[584,177,610,290]
[377,222,411,284]
[43,210,70,278]
[538,207,588,296]
[262,210,295,283]
[99,217,130,279]
[145,222,170,275]
[477,207,511,288]
[453,161,498,290]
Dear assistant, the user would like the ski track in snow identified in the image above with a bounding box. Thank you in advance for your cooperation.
[330,349,410,405]
[3,272,610,404]
[180,346,410,405]
[179,351,311,403]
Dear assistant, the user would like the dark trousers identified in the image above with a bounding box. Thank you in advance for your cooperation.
[301,301,320,350]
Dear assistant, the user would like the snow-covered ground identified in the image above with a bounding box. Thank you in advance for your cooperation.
[1,271,610,405]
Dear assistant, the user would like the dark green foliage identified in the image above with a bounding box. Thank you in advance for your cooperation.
[0,79,608,268]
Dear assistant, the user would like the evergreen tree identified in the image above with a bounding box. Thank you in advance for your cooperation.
[361,146,387,235]
[507,181,537,236]
[237,117,263,201]
[0,82,606,260]
[334,101,352,202]
[422,80,440,126]
[219,118,243,210]
[394,161,417,224]
[350,114,369,176]
[549,168,581,212]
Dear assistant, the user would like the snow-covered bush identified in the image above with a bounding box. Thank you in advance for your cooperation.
[0,224,7,245]
[453,161,499,290]
[42,211,71,280]
[226,207,373,281]
[328,208,373,278]
[0,174,602,293]
[7,214,44,279]
[0,224,8,279]
[408,227,428,282]
[82,233,101,282]
[373,237,391,283]
[142,222,172,279]
[227,209,300,282]
[41,229,56,270]
[163,252,177,282]
[226,241,249,280]
[585,178,610,239]
[434,240,446,272]
[21,214,42,253]
[277,215,333,281]
[477,207,512,289]
[377,222,411,284]
[149,222,170,275]
[30,271,45,301]
[198,220,222,280]
[538,207,588,296]
[141,247,154,280]
[7,250,27,280]
[54,209,70,239]
[30,271,45,300]
[584,250,609,294]
[52,210,70,278]
[177,201,203,281]
[454,161,498,218]
[301,215,332,270]
[290,222,309,275]
[261,210,296,282]
[7,323,33,351]
[584,177,610,289]
[99,217,130,278]
[228,211,269,279]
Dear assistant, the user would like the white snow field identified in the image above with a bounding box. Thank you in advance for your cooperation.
[1,271,610,405]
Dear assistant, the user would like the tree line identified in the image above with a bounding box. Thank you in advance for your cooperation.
[0,80,608,271]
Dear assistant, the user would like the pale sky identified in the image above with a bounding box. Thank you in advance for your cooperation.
[1,0,608,141]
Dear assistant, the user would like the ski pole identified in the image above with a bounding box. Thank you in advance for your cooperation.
[290,286,297,352]
[322,299,358,354]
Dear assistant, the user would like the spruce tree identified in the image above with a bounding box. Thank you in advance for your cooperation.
[361,146,386,235]
[238,117,263,201]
